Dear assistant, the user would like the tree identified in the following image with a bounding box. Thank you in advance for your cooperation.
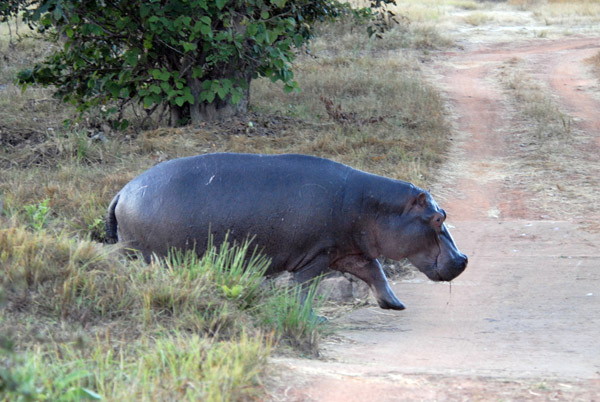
[14,0,396,127]
[0,0,30,46]
[0,1,27,22]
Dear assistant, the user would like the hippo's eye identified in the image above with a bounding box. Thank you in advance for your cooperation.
[431,211,445,230]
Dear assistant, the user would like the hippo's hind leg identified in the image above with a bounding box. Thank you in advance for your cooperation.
[332,256,406,310]
[116,228,153,263]
[292,255,330,322]
[118,241,153,263]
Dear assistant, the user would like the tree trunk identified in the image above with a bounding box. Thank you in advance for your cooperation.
[194,86,249,123]
[185,66,252,125]
[170,104,185,127]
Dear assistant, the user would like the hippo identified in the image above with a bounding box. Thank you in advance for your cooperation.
[106,153,467,310]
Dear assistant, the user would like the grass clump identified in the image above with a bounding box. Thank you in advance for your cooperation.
[0,226,325,400]
[448,0,480,11]
[463,12,493,26]
[585,50,600,78]
[133,332,269,401]
[257,280,324,354]
[1,226,138,321]
[497,59,572,140]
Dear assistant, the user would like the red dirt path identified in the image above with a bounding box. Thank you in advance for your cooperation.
[265,36,600,401]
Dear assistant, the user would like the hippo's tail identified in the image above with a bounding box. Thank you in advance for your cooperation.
[105,193,120,244]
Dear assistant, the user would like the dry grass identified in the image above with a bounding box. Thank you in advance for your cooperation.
[498,59,572,140]
[387,0,446,23]
[585,50,600,78]
[382,0,600,45]
[250,19,450,181]
[0,20,59,82]
[496,58,600,221]
[510,0,600,23]
[463,12,493,26]
[448,0,480,10]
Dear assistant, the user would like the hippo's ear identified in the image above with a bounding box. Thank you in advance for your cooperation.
[413,192,427,207]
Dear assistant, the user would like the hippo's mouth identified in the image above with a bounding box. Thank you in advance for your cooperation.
[422,253,468,282]
[410,248,468,282]
[422,264,445,282]
[421,255,455,282]
[412,257,446,282]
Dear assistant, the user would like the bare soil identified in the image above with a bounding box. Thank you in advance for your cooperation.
[264,23,600,402]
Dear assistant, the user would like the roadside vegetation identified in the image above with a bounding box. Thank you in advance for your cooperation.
[1,226,326,400]
[0,1,455,398]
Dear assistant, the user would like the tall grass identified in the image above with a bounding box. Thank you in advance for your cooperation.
[0,226,325,400]
[256,279,324,354]
[1,329,270,401]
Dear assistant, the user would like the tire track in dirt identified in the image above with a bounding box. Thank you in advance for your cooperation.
[266,37,600,401]
[549,43,600,147]
[433,36,600,222]
[432,60,522,221]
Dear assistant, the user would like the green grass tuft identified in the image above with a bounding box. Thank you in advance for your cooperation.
[257,278,325,355]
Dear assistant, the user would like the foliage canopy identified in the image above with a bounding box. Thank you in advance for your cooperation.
[10,0,396,126]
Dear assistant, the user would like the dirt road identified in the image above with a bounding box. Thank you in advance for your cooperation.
[266,33,600,401]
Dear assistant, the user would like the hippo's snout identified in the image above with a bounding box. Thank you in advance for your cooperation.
[433,253,468,282]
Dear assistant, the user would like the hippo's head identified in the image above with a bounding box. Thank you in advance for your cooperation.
[376,191,468,282]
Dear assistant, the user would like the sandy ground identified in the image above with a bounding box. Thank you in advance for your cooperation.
[264,7,600,402]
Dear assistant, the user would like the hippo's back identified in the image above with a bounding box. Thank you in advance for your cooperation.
[112,153,355,266]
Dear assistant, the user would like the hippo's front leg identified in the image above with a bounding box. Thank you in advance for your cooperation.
[332,255,406,310]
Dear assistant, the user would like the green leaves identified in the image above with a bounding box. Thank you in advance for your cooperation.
[24,199,51,231]
[216,0,227,10]
[222,284,243,300]
[230,87,244,105]
[198,79,245,104]
[175,88,194,107]
[124,48,140,67]
[150,69,170,81]
[194,17,212,38]
[14,0,352,125]
[140,73,196,109]
[180,41,198,52]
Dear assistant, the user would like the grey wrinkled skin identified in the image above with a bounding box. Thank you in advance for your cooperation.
[106,153,468,310]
